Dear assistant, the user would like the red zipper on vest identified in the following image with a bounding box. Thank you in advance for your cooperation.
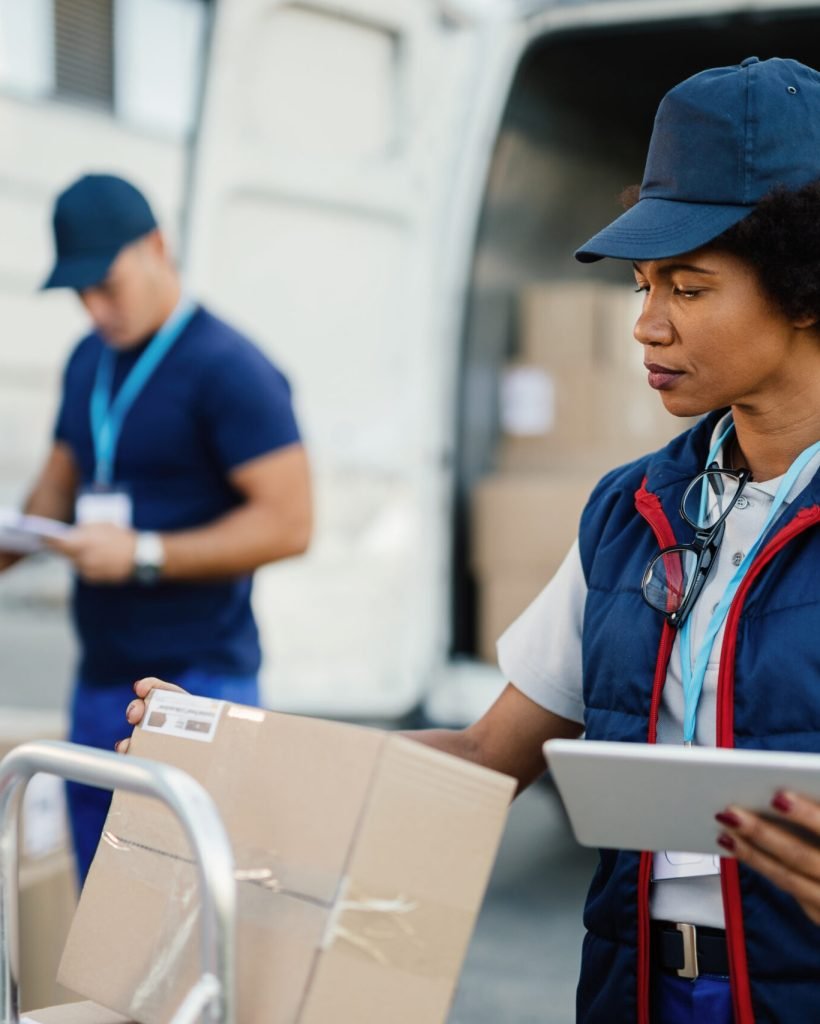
[715,505,820,1024]
[635,483,678,1024]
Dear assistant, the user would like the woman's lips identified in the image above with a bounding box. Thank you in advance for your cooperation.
[645,363,684,390]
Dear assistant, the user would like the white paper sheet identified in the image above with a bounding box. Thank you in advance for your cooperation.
[0,508,71,554]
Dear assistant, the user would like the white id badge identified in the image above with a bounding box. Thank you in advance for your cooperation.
[75,487,133,528]
[652,849,721,881]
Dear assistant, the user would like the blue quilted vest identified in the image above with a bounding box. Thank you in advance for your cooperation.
[575,411,820,1024]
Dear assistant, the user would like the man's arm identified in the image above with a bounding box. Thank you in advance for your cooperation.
[0,442,79,571]
[409,682,584,794]
[161,443,312,578]
[50,443,312,583]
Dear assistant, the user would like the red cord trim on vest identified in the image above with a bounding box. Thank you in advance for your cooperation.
[635,481,679,1024]
[716,505,820,1024]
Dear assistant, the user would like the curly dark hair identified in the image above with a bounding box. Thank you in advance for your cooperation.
[618,180,820,323]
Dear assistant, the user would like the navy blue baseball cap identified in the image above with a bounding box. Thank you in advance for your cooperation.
[41,173,158,290]
[575,56,820,263]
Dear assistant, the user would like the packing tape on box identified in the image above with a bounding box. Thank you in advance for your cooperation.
[320,876,418,966]
[320,878,472,978]
[99,829,473,997]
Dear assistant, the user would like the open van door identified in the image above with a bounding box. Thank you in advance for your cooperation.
[185,0,820,724]
[182,0,527,718]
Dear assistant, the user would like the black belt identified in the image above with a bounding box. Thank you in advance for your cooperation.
[652,920,729,979]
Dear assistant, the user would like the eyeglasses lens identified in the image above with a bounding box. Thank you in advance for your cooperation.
[643,547,700,615]
[682,471,742,531]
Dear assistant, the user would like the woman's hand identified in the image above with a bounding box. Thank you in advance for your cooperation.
[716,791,820,925]
[116,677,187,754]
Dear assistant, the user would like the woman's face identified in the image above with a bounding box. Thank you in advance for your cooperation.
[632,248,816,419]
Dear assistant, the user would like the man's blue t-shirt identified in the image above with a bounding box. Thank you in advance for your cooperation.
[54,305,302,687]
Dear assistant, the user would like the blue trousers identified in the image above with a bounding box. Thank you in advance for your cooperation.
[67,669,259,886]
[654,972,734,1024]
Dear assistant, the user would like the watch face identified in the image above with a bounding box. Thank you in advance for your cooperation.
[134,533,164,583]
[135,562,161,584]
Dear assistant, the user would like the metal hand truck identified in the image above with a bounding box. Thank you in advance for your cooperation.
[0,741,236,1024]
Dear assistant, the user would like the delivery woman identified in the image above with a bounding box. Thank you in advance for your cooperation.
[121,56,820,1024]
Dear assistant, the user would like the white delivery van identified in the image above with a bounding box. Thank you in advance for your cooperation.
[2,0,820,724]
[184,0,820,723]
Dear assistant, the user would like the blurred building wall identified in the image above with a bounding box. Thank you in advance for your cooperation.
[0,0,207,706]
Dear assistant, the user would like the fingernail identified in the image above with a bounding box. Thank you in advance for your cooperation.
[717,833,736,852]
[715,811,742,828]
[114,740,121,752]
[125,701,137,720]
[772,791,794,814]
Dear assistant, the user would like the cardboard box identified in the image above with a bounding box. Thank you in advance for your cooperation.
[518,281,599,368]
[24,1002,130,1023]
[496,364,693,470]
[20,853,79,1012]
[476,572,555,664]
[59,695,515,1024]
[470,472,597,575]
[518,281,643,372]
[596,284,645,373]
[0,709,79,1012]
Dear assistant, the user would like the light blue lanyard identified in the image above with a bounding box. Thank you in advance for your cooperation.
[90,297,196,486]
[679,425,820,744]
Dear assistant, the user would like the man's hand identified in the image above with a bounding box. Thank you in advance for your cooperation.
[116,677,188,754]
[0,552,22,573]
[716,792,820,925]
[49,523,137,583]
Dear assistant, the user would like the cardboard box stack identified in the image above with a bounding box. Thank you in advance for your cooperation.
[472,280,694,661]
[0,709,79,1013]
[56,691,515,1024]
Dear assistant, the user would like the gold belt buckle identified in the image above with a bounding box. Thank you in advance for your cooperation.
[676,922,699,980]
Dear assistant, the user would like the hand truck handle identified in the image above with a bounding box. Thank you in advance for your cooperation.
[0,740,235,1024]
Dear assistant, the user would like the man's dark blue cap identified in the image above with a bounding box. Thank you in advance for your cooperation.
[575,57,820,263]
[41,174,158,290]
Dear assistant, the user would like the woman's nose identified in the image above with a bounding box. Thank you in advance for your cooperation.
[633,301,674,347]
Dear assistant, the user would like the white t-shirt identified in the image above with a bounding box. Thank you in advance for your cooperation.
[497,415,820,928]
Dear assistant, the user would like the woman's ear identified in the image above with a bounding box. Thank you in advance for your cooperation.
[793,313,819,329]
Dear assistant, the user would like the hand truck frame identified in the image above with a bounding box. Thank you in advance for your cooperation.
[0,741,236,1024]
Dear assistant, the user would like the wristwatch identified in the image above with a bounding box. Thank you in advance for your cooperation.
[133,531,165,584]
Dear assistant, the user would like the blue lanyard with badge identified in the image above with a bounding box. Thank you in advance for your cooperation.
[680,424,820,745]
[653,424,820,884]
[75,297,197,528]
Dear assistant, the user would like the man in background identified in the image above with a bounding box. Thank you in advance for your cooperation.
[0,173,312,882]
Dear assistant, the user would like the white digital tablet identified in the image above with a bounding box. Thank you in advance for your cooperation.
[543,739,820,855]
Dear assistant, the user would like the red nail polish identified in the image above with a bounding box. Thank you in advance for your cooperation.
[715,811,741,828]
[717,834,736,852]
[772,791,793,814]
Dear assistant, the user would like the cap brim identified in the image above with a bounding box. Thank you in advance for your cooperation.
[40,253,117,291]
[574,198,755,263]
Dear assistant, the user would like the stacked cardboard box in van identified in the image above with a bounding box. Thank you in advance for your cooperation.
[471,281,693,662]
[0,710,79,1012]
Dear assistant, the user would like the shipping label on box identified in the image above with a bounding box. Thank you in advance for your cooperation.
[22,773,69,860]
[499,364,555,437]
[59,696,515,1024]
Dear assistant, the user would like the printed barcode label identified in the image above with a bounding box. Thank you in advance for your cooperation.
[141,692,223,743]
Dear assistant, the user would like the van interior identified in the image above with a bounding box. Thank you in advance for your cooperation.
[451,8,820,657]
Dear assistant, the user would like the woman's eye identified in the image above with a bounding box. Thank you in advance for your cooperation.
[633,284,648,294]
[673,286,700,298]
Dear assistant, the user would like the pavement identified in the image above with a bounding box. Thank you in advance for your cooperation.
[450,780,596,1023]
